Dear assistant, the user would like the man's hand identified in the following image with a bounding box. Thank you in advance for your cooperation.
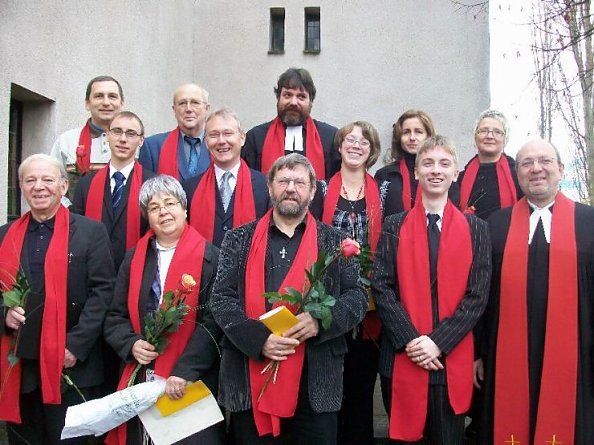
[283,312,319,343]
[262,334,300,361]
[406,335,444,371]
[165,375,188,400]
[64,348,77,368]
[5,306,25,330]
[473,358,484,389]
[132,340,159,365]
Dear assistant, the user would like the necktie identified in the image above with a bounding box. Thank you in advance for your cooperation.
[220,171,233,212]
[148,259,161,313]
[427,214,441,283]
[185,136,200,175]
[112,171,125,209]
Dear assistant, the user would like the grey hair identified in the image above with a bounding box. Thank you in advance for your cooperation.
[267,153,317,186]
[139,175,187,218]
[415,135,459,167]
[205,107,243,132]
[19,153,67,182]
[515,139,563,167]
[473,109,510,146]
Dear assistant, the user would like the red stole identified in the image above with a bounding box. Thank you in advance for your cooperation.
[157,128,183,179]
[85,161,143,250]
[245,210,318,436]
[399,158,420,210]
[390,201,473,441]
[76,121,93,175]
[0,206,70,423]
[261,117,326,179]
[494,194,577,445]
[322,171,382,339]
[106,225,205,445]
[459,155,517,211]
[189,160,256,242]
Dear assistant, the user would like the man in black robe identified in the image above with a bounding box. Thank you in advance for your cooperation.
[478,139,594,444]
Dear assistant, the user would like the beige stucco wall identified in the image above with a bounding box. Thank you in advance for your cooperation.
[0,0,489,222]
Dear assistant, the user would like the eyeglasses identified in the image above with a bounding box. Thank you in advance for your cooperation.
[110,128,142,139]
[344,136,371,149]
[275,178,310,190]
[147,200,181,215]
[175,99,206,109]
[476,128,505,138]
[519,157,557,169]
[206,131,237,141]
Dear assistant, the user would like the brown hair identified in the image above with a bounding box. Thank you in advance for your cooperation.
[335,121,381,169]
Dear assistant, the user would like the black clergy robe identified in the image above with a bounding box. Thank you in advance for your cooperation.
[479,203,594,445]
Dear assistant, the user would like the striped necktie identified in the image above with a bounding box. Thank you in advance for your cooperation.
[112,171,126,209]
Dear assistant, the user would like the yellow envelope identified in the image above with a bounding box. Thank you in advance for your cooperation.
[155,380,212,417]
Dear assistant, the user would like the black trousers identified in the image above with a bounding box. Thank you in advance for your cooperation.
[7,386,99,445]
[231,370,337,445]
[380,376,465,445]
[338,335,379,445]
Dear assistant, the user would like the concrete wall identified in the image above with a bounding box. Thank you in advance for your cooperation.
[0,0,489,221]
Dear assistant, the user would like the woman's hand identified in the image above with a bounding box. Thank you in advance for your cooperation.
[132,339,158,365]
[165,375,187,400]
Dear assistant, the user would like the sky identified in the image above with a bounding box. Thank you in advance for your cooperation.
[489,0,579,194]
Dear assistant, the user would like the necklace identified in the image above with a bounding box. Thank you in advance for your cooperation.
[341,183,364,227]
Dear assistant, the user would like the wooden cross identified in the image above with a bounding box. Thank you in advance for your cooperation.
[546,435,562,445]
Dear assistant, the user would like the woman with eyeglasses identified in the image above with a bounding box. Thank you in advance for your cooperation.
[376,110,440,218]
[310,121,382,445]
[104,175,224,445]
[458,109,523,220]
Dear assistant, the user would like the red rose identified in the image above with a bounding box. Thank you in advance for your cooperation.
[341,238,361,258]
[463,206,476,215]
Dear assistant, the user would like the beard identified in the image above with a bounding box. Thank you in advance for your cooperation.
[270,192,310,218]
[277,106,310,127]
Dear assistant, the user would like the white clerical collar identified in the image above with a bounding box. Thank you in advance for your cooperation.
[425,208,444,230]
[284,126,304,152]
[528,199,554,244]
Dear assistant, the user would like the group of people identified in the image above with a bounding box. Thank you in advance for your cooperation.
[0,66,591,445]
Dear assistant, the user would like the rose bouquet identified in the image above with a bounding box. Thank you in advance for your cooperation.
[127,273,196,386]
[259,238,361,399]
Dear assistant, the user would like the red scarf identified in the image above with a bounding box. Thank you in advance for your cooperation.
[322,171,382,339]
[459,155,517,211]
[85,161,143,250]
[245,210,317,436]
[261,117,326,179]
[76,121,93,175]
[399,158,421,211]
[0,206,70,423]
[494,194,577,445]
[189,160,256,242]
[390,201,473,441]
[106,225,205,445]
[157,128,182,179]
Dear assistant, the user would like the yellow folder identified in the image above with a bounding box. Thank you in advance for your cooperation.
[259,306,299,335]
[155,380,212,417]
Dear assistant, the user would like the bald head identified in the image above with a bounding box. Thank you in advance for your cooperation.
[516,139,564,207]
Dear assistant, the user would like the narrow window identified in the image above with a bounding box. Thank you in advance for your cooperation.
[8,100,23,221]
[304,7,320,53]
[269,8,285,54]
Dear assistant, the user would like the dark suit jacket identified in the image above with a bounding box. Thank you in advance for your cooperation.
[242,119,340,180]
[210,219,367,413]
[372,211,491,378]
[0,213,116,388]
[72,165,155,271]
[183,168,270,248]
[138,128,210,180]
[103,237,221,393]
